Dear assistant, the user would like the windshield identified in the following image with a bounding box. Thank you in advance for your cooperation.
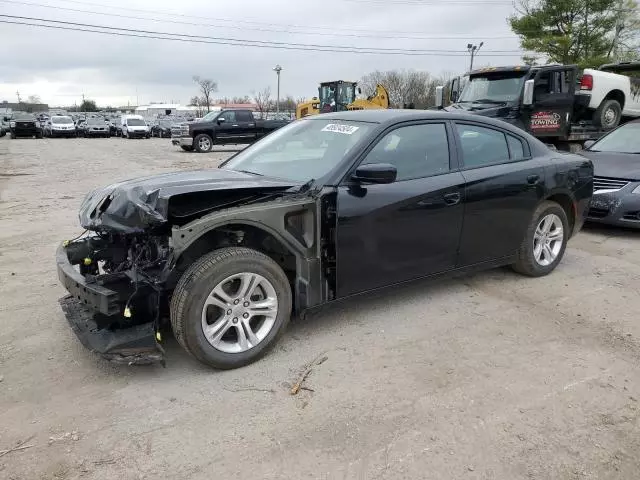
[52,116,73,124]
[87,118,104,125]
[458,72,527,103]
[201,111,220,122]
[14,113,35,120]
[222,119,373,182]
[126,118,145,126]
[589,122,640,154]
[319,83,356,113]
[159,120,172,127]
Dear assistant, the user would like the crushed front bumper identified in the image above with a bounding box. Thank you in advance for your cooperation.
[56,242,165,365]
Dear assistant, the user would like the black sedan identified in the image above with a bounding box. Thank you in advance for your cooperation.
[151,119,173,138]
[9,113,43,139]
[57,110,593,369]
[582,120,640,228]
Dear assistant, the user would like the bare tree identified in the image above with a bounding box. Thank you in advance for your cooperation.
[27,94,42,104]
[192,75,218,112]
[360,70,437,109]
[188,96,200,106]
[231,95,251,104]
[253,87,272,116]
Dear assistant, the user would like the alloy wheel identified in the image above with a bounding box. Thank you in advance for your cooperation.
[533,213,563,266]
[201,272,278,354]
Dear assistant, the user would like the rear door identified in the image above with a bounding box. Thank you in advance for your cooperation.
[336,121,465,297]
[235,110,258,142]
[525,66,576,139]
[453,122,546,266]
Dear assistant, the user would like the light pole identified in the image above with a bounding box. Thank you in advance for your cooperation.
[273,64,282,113]
[467,42,483,72]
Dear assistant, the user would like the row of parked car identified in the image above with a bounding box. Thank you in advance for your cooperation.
[1,112,185,139]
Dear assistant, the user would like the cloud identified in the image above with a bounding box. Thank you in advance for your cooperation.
[0,0,523,107]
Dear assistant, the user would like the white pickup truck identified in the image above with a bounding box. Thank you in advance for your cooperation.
[577,61,640,129]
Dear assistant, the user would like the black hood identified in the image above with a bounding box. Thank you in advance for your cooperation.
[79,168,299,233]
[580,151,640,181]
[445,102,512,118]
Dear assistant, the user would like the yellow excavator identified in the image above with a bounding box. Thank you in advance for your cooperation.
[296,80,389,119]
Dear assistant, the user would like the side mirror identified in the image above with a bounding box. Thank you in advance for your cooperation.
[217,117,226,124]
[583,139,596,150]
[352,163,397,184]
[450,77,460,103]
[435,85,444,109]
[523,79,534,106]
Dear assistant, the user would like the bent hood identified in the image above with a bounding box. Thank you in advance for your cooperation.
[580,151,640,181]
[79,168,299,233]
[444,102,512,118]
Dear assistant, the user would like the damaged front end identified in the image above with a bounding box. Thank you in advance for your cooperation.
[57,169,302,366]
[57,232,171,365]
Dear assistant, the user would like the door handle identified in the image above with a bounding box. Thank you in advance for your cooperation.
[443,192,461,206]
[231,124,239,127]
[527,174,540,185]
[248,123,255,127]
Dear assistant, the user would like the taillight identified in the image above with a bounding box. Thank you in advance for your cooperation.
[580,74,593,91]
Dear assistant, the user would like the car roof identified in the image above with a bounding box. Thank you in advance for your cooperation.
[308,109,524,130]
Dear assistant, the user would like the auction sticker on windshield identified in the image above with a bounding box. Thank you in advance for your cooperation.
[321,123,360,135]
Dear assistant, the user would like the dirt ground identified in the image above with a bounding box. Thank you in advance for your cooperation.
[1,136,639,480]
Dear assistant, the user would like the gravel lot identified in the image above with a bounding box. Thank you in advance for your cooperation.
[1,136,639,480]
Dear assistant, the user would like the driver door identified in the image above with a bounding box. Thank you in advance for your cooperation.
[525,66,576,139]
[336,122,465,298]
[215,111,238,141]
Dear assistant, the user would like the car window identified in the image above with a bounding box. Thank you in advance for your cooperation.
[219,111,236,122]
[236,111,254,122]
[361,124,450,181]
[456,124,510,167]
[507,134,526,160]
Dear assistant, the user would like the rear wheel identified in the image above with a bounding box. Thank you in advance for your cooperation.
[194,133,213,153]
[170,247,292,369]
[593,99,622,130]
[512,201,569,277]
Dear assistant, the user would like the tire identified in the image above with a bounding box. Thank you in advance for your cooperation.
[10,132,15,139]
[593,99,622,130]
[170,247,292,369]
[180,145,194,152]
[35,132,42,139]
[512,201,569,277]
[194,133,213,153]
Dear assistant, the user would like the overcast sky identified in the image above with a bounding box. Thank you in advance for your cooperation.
[0,0,524,107]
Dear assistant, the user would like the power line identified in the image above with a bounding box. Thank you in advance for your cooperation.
[341,0,511,4]
[0,19,535,57]
[0,0,521,40]
[33,0,519,37]
[0,15,525,54]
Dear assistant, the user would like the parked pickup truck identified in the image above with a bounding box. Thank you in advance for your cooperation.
[57,110,592,369]
[171,109,290,153]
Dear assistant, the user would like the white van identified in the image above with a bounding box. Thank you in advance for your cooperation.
[120,115,150,139]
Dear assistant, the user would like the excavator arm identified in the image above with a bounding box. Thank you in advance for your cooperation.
[347,84,389,110]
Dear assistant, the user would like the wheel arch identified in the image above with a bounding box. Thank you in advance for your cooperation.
[170,218,322,313]
[603,89,625,110]
[543,191,576,235]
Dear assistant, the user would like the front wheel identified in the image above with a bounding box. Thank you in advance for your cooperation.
[593,99,622,130]
[170,247,292,369]
[512,201,569,277]
[194,133,213,153]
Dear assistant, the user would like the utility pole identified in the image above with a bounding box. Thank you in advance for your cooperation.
[16,90,21,103]
[273,64,282,113]
[467,42,484,72]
